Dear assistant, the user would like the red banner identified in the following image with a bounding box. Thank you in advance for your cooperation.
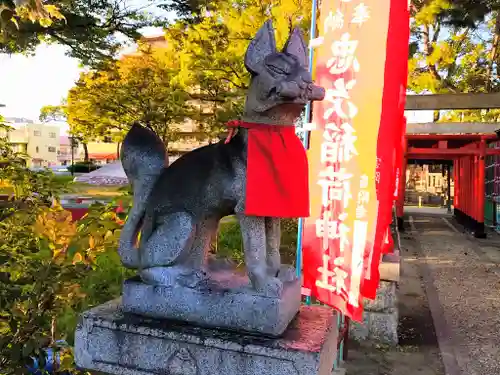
[393,116,407,201]
[301,0,410,320]
[363,0,410,297]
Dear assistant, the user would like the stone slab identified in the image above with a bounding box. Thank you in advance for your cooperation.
[75,300,342,375]
[349,308,398,345]
[379,254,401,282]
[121,267,302,337]
[363,281,397,312]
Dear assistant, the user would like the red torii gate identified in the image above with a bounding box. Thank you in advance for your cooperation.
[396,93,500,238]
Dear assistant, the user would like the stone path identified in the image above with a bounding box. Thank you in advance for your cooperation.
[403,213,500,375]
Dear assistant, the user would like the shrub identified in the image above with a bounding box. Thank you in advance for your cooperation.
[0,205,86,373]
[214,217,299,266]
[0,118,124,374]
[66,163,101,174]
[0,199,131,374]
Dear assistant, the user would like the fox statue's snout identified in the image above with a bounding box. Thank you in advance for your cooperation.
[275,76,326,103]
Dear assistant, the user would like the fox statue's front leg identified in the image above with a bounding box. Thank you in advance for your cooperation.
[237,214,284,297]
[265,217,281,277]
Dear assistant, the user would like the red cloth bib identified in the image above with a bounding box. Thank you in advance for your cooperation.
[226,120,310,218]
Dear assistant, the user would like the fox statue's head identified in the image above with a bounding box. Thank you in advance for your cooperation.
[243,20,325,125]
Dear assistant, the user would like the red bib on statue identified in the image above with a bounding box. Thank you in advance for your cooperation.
[226,120,310,218]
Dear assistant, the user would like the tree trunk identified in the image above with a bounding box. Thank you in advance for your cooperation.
[83,143,89,162]
[116,142,121,159]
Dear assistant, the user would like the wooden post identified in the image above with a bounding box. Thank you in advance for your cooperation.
[453,159,458,211]
[447,164,452,213]
[475,139,487,238]
[396,135,407,230]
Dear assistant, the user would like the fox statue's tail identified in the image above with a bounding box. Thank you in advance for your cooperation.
[118,123,168,268]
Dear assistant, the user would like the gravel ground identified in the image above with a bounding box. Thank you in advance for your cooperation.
[345,228,444,375]
[405,213,500,375]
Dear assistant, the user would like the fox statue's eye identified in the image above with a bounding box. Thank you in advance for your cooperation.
[267,64,289,75]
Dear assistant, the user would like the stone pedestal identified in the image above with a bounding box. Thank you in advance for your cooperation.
[349,252,400,345]
[75,300,342,375]
[122,265,301,336]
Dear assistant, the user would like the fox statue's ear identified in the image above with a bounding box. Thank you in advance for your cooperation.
[283,26,307,68]
[245,20,277,75]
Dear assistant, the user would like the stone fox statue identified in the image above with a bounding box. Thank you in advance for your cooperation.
[118,20,325,298]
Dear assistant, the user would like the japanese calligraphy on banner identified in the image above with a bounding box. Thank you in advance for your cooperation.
[301,0,410,320]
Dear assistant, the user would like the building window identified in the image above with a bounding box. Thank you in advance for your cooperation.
[48,146,56,152]
[34,130,41,136]
[35,146,39,153]
[49,132,56,138]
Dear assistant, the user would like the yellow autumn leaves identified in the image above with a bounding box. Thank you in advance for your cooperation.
[0,1,65,35]
[32,201,123,268]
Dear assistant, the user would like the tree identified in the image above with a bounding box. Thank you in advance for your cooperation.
[409,0,500,121]
[64,46,194,150]
[39,104,67,123]
[162,0,313,138]
[0,0,163,67]
[437,0,500,28]
[159,0,211,22]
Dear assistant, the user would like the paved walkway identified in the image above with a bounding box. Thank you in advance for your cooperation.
[404,205,452,216]
[402,213,500,375]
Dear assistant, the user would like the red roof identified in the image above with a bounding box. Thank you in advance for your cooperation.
[88,153,118,160]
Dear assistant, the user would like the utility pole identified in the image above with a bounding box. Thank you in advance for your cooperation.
[70,135,75,176]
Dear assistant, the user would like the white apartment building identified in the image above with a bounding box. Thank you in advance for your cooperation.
[3,121,60,167]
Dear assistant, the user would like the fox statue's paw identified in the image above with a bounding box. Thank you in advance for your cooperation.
[119,247,141,269]
[176,269,210,289]
[276,265,298,283]
[255,276,284,298]
[140,266,209,289]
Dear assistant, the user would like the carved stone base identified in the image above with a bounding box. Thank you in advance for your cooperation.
[75,300,342,375]
[121,266,301,337]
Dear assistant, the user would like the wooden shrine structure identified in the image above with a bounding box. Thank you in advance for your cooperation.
[397,92,500,238]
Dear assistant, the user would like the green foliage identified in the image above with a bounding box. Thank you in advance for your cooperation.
[437,0,500,28]
[66,162,101,174]
[159,0,210,23]
[409,1,500,120]
[0,114,127,373]
[216,219,244,266]
[0,196,132,373]
[0,0,162,67]
[161,0,312,140]
[410,1,499,93]
[59,200,133,345]
[0,206,84,374]
[215,217,298,267]
[58,0,313,146]
[0,0,65,36]
[39,104,67,123]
